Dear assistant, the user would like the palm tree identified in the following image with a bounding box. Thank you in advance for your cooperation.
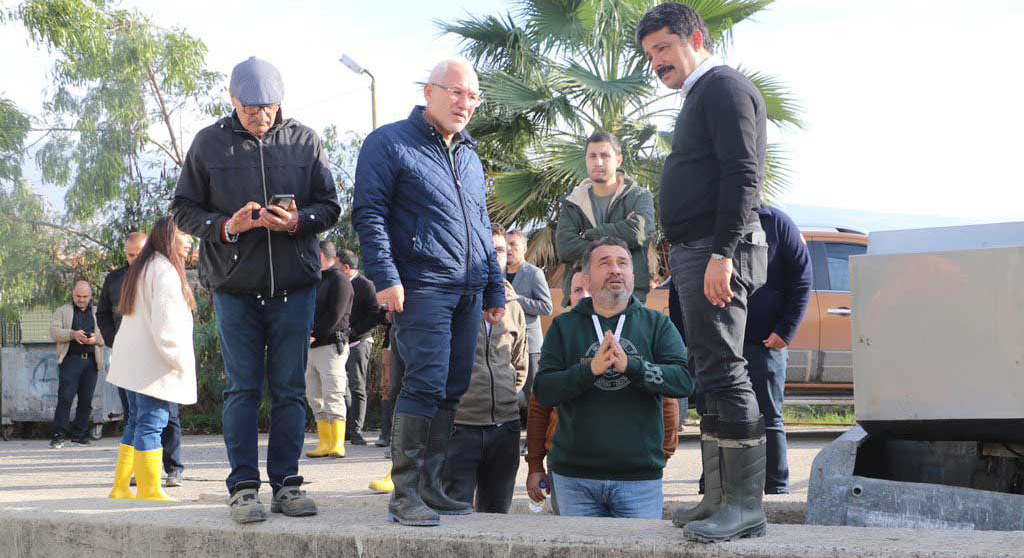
[440,0,802,270]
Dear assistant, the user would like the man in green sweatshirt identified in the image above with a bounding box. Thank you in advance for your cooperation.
[535,237,693,518]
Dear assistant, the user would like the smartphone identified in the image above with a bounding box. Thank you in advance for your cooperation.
[269,194,294,209]
[251,209,261,220]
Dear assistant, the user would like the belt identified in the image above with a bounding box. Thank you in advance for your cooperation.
[72,352,95,359]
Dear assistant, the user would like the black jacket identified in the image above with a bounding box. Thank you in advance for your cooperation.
[172,112,340,295]
[348,271,386,342]
[660,65,767,258]
[96,265,128,346]
[310,267,353,349]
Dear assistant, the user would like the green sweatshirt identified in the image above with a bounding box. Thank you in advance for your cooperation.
[534,296,693,481]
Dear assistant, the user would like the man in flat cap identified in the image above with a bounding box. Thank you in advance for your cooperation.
[172,56,340,524]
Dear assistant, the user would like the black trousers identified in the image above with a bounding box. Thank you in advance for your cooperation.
[669,233,767,423]
[54,353,98,438]
[442,421,521,513]
[344,338,373,435]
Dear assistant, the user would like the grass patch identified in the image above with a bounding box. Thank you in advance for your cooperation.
[686,404,855,426]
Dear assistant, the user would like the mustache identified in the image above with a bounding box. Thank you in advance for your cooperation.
[657,65,675,79]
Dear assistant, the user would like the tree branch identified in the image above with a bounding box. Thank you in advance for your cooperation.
[144,62,183,167]
[5,214,112,249]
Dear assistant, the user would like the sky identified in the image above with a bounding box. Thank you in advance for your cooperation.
[2,0,1023,231]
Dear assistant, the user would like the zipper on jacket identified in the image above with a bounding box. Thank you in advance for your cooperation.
[257,139,276,296]
[486,325,496,424]
[439,138,473,291]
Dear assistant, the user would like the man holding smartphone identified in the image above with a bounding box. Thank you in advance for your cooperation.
[172,56,340,524]
[49,281,106,448]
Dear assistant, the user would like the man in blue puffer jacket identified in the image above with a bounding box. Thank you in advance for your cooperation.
[352,57,505,527]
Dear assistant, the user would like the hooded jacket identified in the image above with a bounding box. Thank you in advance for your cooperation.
[171,111,340,296]
[535,296,692,481]
[454,280,529,426]
[554,173,656,304]
[352,107,505,310]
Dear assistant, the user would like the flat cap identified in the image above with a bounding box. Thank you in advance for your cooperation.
[229,56,284,106]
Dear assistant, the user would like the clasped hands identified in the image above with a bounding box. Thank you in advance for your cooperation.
[590,330,628,376]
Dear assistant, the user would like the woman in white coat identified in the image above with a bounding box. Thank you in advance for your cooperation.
[107,215,196,501]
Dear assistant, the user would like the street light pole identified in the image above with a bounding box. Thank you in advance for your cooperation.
[340,54,377,130]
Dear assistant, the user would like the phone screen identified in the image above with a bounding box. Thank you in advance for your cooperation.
[270,194,294,209]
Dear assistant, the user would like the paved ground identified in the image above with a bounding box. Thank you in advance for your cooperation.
[0,427,841,522]
[4,428,1024,558]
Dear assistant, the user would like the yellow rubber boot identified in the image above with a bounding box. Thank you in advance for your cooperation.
[368,470,394,493]
[306,420,333,458]
[109,444,136,499]
[135,448,175,502]
[327,420,346,458]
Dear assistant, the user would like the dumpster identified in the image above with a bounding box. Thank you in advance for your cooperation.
[1,341,125,441]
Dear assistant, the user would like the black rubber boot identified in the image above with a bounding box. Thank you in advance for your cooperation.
[684,418,768,542]
[672,415,721,526]
[419,408,473,515]
[387,413,440,526]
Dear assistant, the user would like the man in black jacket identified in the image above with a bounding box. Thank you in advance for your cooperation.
[336,249,387,446]
[305,241,353,460]
[639,4,769,542]
[171,56,340,524]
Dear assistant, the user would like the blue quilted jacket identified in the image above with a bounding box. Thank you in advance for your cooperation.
[352,106,505,310]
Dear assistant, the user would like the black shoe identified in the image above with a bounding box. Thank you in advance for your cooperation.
[71,437,91,445]
[49,436,65,449]
[387,413,440,526]
[350,432,368,446]
[418,408,473,515]
[374,437,390,447]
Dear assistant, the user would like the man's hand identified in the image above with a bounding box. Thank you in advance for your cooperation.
[484,307,505,325]
[590,332,616,376]
[377,285,405,313]
[310,336,316,346]
[72,330,89,344]
[527,472,550,503]
[704,256,734,308]
[263,200,299,232]
[227,202,264,235]
[763,332,788,350]
[608,336,629,373]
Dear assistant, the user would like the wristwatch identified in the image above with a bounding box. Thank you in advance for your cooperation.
[711,253,727,261]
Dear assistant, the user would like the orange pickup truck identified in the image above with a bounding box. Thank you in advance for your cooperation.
[542,228,868,400]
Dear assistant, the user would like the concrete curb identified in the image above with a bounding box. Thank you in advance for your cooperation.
[2,503,1023,558]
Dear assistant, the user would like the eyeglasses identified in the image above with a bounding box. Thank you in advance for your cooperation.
[240,105,280,116]
[429,83,483,107]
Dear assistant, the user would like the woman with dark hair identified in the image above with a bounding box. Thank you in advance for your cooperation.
[107,215,197,502]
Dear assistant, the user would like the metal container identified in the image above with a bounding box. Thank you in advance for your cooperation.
[1,342,124,440]
[852,222,1024,441]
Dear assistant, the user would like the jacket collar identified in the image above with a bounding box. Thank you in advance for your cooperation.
[408,105,478,148]
[564,171,637,227]
[219,109,288,138]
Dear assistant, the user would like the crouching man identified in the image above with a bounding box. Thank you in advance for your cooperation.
[442,225,528,513]
[534,237,692,518]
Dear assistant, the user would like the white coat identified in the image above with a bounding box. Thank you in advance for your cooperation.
[106,253,197,405]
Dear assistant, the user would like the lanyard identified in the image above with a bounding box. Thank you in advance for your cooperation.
[591,314,626,343]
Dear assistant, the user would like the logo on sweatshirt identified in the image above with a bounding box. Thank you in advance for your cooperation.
[584,338,640,391]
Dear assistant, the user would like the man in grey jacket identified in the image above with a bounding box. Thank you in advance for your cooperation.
[504,229,552,416]
[442,225,528,513]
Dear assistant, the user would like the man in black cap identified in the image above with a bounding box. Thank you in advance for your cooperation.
[172,56,340,524]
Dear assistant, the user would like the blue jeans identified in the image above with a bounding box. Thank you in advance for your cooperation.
[550,473,664,519]
[213,285,316,494]
[122,393,184,473]
[745,342,789,492]
[120,391,171,452]
[393,287,482,418]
